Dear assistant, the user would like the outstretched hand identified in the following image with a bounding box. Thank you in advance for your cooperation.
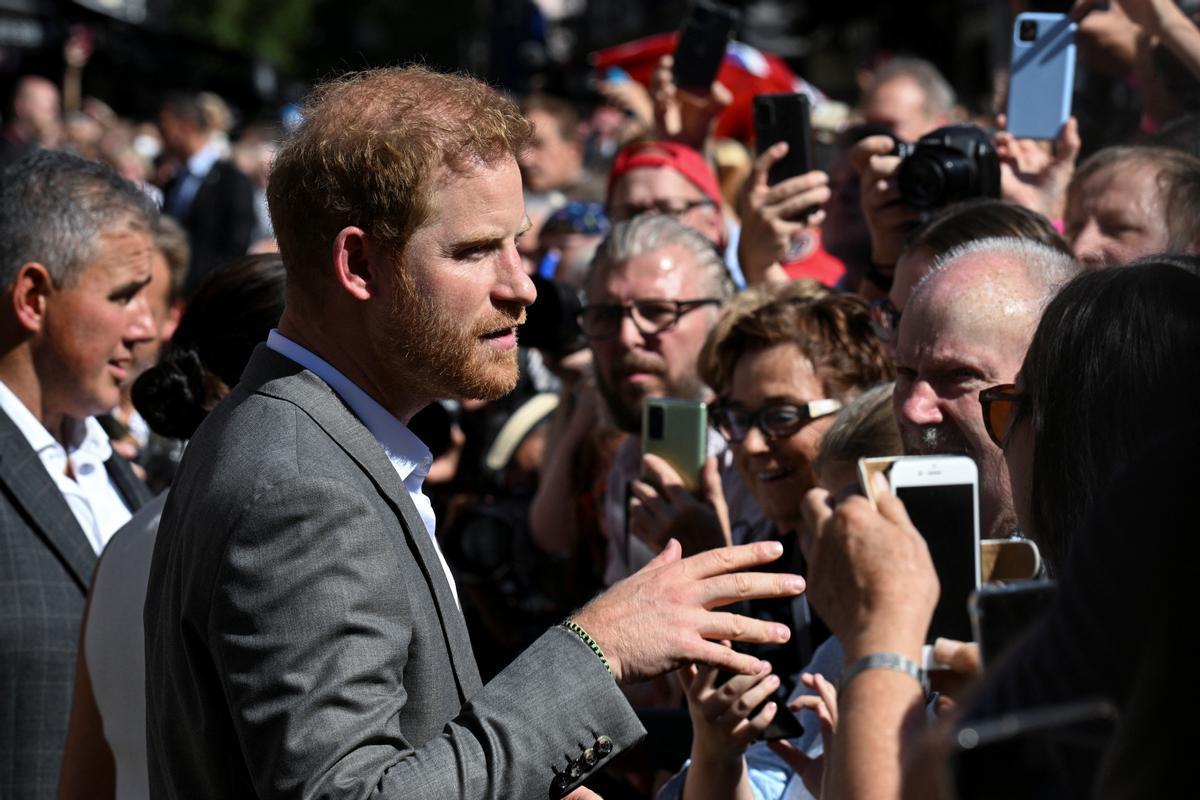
[651,54,732,151]
[994,115,1080,221]
[680,658,781,759]
[572,539,805,684]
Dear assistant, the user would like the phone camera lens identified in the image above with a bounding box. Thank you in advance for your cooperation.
[1019,20,1038,42]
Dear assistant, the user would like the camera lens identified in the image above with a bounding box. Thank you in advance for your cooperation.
[1019,20,1038,42]
[898,152,950,210]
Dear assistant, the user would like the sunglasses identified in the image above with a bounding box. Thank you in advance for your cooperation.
[979,383,1026,447]
[710,399,843,444]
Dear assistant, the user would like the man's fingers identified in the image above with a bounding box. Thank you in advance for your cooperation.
[642,452,688,488]
[679,540,785,579]
[771,187,831,221]
[698,572,806,609]
[696,610,793,648]
[874,486,918,531]
[761,169,829,206]
[750,142,788,189]
[1057,116,1081,161]
[644,537,682,571]
[689,638,769,676]
[724,673,781,721]
[850,135,897,172]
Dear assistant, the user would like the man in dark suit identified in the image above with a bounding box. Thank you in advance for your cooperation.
[0,151,155,798]
[145,66,806,799]
[158,92,255,297]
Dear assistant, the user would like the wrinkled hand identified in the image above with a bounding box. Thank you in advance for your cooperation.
[994,115,1080,220]
[768,671,839,798]
[737,142,831,284]
[680,658,781,760]
[629,454,731,554]
[800,476,938,658]
[651,54,732,151]
[851,135,921,268]
[572,539,804,684]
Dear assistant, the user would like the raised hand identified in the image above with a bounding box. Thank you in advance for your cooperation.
[851,135,922,269]
[572,539,805,684]
[629,454,731,555]
[994,115,1080,220]
[651,54,732,151]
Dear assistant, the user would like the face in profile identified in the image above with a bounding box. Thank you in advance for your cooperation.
[380,156,535,403]
[724,343,838,530]
[1064,162,1169,266]
[37,225,156,422]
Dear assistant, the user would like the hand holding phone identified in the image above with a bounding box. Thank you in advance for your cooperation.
[754,93,815,187]
[642,398,707,492]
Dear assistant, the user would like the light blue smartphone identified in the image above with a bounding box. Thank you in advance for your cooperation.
[1006,12,1077,140]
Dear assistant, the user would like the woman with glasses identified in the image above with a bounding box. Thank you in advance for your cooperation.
[661,288,893,800]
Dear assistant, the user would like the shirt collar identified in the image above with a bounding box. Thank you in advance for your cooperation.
[0,379,113,461]
[265,330,432,484]
[185,138,222,179]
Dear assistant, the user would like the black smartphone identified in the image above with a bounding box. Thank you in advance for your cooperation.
[753,93,814,186]
[969,580,1057,667]
[713,669,806,741]
[672,0,739,92]
[951,700,1117,800]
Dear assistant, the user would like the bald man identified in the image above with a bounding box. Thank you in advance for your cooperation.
[892,237,1079,538]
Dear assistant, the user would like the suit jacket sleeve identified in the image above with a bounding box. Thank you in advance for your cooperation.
[210,474,644,800]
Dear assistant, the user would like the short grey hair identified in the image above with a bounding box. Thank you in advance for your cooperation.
[588,213,735,303]
[0,149,158,290]
[869,57,957,121]
[813,381,901,478]
[914,236,1081,307]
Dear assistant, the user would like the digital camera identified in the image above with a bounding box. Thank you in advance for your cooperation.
[894,125,1001,210]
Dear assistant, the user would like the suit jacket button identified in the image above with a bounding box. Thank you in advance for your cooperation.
[550,773,569,798]
[594,735,613,756]
[567,758,584,781]
[581,747,598,768]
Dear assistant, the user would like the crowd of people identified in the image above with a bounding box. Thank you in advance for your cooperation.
[1,0,1198,798]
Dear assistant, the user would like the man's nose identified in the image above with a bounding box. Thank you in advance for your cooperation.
[1070,220,1107,266]
[496,242,538,309]
[897,379,943,427]
[124,294,156,343]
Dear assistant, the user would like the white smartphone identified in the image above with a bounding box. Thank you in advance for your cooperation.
[886,455,981,643]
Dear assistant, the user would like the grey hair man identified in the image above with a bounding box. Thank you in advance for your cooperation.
[892,237,1080,538]
[862,56,957,143]
[0,150,155,797]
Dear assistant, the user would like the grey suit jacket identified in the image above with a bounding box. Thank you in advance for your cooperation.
[0,407,150,799]
[145,346,645,799]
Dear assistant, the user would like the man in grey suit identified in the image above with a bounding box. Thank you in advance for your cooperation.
[0,151,155,798]
[145,67,806,799]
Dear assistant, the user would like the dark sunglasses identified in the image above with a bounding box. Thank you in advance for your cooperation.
[711,399,843,444]
[979,383,1026,447]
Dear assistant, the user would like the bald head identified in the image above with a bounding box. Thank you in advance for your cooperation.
[894,238,1080,537]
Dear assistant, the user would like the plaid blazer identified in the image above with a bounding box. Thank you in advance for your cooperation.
[0,407,150,799]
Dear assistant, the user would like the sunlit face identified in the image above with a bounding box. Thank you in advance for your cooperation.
[129,249,178,378]
[863,76,940,144]
[587,245,718,433]
[1065,162,1170,267]
[518,109,582,193]
[727,343,836,530]
[608,167,724,246]
[892,255,1037,538]
[36,226,156,421]
[377,156,535,404]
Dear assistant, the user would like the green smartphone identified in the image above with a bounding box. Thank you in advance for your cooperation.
[641,398,707,492]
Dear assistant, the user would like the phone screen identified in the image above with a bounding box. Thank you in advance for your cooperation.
[895,483,977,642]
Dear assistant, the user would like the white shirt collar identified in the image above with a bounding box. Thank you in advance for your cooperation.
[185,138,222,180]
[265,330,432,484]
[0,378,113,462]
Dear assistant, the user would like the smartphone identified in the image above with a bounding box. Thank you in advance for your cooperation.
[969,579,1057,667]
[951,699,1117,800]
[642,398,707,493]
[886,456,981,643]
[672,0,739,92]
[1006,12,1077,140]
[712,668,806,741]
[754,93,815,187]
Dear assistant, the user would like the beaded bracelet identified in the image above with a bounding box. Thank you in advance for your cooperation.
[561,619,612,679]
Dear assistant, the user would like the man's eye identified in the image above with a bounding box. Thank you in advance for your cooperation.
[636,302,675,322]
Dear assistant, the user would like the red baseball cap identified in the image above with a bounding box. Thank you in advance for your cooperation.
[606,140,724,209]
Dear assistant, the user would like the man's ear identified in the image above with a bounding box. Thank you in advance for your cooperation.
[330,226,384,302]
[9,262,54,334]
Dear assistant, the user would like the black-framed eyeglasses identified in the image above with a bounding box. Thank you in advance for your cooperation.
[609,197,715,222]
[979,383,1026,447]
[710,399,843,444]
[870,298,901,345]
[577,298,721,340]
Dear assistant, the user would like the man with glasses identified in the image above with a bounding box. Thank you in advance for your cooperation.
[576,213,775,585]
[892,237,1078,538]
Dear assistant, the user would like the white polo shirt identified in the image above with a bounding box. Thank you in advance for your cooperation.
[0,380,133,553]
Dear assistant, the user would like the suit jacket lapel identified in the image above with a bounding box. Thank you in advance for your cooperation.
[0,410,95,591]
[241,346,483,699]
[106,453,152,511]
